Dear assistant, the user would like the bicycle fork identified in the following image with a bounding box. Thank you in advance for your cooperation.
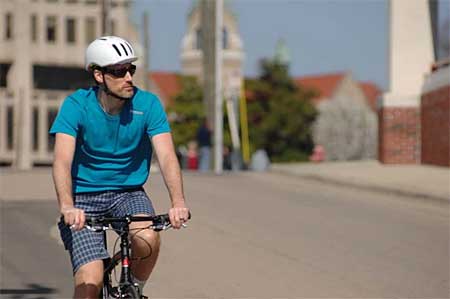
[102,228,141,298]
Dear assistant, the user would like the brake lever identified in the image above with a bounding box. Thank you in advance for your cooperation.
[84,225,108,232]
[150,222,187,231]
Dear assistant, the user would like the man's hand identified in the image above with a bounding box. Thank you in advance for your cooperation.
[169,202,190,229]
[61,206,85,231]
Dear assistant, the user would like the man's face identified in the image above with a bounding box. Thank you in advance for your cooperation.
[95,63,136,98]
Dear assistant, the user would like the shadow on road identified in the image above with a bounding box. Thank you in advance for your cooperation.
[0,283,57,298]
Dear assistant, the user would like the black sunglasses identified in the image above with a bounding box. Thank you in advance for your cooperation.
[102,64,136,77]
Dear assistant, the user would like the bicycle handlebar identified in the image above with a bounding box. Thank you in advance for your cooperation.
[83,213,191,232]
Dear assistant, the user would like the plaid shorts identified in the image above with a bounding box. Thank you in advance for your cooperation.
[57,188,155,274]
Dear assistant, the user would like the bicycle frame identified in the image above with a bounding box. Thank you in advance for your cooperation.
[85,214,183,299]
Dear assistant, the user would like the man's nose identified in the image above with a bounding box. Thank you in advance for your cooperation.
[124,71,133,81]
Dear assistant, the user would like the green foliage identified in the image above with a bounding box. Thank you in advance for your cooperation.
[167,75,233,149]
[167,60,317,163]
[246,59,317,162]
[167,75,204,147]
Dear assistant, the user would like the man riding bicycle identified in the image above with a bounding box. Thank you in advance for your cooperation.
[50,36,190,299]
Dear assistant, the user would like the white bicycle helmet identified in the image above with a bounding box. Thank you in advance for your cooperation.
[85,36,138,71]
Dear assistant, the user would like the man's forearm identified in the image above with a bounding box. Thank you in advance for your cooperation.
[52,160,74,211]
[158,152,185,205]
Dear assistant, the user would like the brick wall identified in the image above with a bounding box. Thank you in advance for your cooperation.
[421,85,450,167]
[378,107,420,164]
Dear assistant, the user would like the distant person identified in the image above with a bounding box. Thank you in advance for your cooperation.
[49,36,190,298]
[196,118,212,172]
[187,141,199,170]
[310,145,325,162]
[223,145,232,170]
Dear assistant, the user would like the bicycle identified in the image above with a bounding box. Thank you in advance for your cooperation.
[81,213,189,299]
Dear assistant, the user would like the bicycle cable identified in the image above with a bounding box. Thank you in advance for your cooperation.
[111,226,154,285]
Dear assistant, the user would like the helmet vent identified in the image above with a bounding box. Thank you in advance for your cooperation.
[125,42,133,54]
[120,43,129,55]
[112,44,122,56]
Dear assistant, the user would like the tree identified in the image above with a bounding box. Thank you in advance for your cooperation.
[166,75,204,147]
[246,59,317,162]
[313,96,377,161]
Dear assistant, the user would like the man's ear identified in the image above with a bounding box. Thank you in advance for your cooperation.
[93,69,104,84]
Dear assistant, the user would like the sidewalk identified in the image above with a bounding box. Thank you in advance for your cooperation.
[271,160,450,203]
[1,161,449,203]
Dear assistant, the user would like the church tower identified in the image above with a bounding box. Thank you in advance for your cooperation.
[180,1,244,96]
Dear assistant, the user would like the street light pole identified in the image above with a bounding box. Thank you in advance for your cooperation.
[101,0,110,35]
[214,0,224,174]
[201,0,223,174]
[143,11,150,91]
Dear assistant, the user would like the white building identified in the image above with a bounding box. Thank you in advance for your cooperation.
[0,0,142,169]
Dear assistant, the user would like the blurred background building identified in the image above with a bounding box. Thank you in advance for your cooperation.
[0,0,142,169]
[150,1,244,108]
[0,0,448,169]
[378,0,449,167]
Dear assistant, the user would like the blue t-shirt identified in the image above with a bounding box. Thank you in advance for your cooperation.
[49,86,171,193]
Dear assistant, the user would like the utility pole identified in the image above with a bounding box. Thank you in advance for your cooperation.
[101,0,110,35]
[201,0,214,123]
[214,0,224,174]
[201,0,224,174]
[143,11,150,91]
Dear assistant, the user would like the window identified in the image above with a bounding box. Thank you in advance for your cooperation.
[31,14,38,42]
[195,28,202,50]
[85,17,96,44]
[66,17,76,43]
[7,106,14,150]
[47,109,58,151]
[32,108,39,151]
[222,27,228,49]
[46,16,57,42]
[5,13,13,40]
[0,64,11,87]
[33,64,93,90]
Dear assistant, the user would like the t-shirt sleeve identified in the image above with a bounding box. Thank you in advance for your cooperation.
[146,96,171,137]
[49,96,82,137]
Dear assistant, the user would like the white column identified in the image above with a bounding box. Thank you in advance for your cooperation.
[10,0,33,169]
[381,0,434,108]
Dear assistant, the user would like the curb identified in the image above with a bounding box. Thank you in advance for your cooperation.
[270,169,450,207]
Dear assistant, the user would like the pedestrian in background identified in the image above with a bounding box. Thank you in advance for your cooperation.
[196,118,212,172]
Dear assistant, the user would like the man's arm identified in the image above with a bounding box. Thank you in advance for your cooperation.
[152,132,190,229]
[52,133,85,230]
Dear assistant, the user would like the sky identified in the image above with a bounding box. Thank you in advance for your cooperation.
[130,0,450,92]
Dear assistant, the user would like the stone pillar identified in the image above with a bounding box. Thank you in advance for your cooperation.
[9,0,33,169]
[378,0,434,164]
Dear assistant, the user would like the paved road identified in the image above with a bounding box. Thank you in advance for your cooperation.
[1,172,449,298]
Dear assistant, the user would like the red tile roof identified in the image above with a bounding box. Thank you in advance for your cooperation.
[149,71,181,106]
[295,72,380,111]
[359,81,381,111]
[295,72,346,105]
[149,70,381,112]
